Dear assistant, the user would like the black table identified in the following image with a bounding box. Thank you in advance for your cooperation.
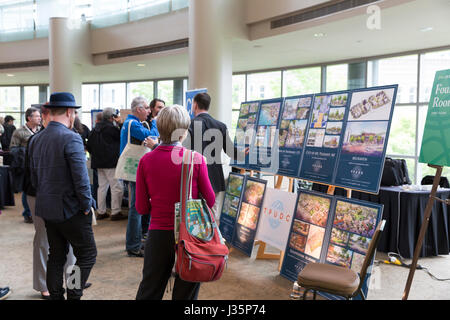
[0,166,15,209]
[311,184,450,258]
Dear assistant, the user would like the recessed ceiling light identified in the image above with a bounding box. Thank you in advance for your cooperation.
[420,27,433,32]
[137,63,146,67]
[6,74,14,77]
[314,33,326,38]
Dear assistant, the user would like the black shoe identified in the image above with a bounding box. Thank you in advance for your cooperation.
[96,213,110,220]
[24,216,33,224]
[40,293,51,300]
[0,287,11,300]
[84,282,92,289]
[110,213,127,221]
[127,249,144,257]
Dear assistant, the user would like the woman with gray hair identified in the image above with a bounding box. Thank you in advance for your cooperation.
[134,105,215,300]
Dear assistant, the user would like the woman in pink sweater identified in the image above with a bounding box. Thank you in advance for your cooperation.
[135,105,215,300]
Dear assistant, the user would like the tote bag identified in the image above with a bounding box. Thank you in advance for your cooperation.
[115,120,150,182]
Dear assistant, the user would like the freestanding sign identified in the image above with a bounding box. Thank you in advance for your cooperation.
[185,88,207,119]
[219,173,245,243]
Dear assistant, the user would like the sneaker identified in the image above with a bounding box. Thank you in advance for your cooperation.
[24,216,33,224]
[0,287,11,300]
[110,213,127,221]
[96,213,110,220]
[127,249,144,258]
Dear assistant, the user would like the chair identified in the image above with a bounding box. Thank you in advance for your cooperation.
[297,219,386,300]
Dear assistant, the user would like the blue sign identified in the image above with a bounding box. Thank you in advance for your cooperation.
[277,95,314,177]
[219,173,245,243]
[298,91,351,184]
[334,85,398,193]
[231,177,267,257]
[185,88,207,119]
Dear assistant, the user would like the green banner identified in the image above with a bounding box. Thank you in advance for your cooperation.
[419,69,450,166]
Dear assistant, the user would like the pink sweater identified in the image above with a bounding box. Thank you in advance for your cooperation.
[135,145,215,231]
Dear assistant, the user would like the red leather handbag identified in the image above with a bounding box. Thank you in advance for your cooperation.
[175,149,229,283]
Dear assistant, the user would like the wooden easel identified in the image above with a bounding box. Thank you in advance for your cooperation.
[403,164,445,300]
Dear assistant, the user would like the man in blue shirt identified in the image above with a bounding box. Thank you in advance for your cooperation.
[29,92,97,300]
[120,97,157,257]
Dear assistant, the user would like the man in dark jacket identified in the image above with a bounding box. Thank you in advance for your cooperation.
[28,92,97,300]
[184,93,246,219]
[1,115,16,165]
[87,107,125,221]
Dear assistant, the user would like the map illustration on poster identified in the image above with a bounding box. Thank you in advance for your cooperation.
[232,101,261,169]
[321,197,383,300]
[280,191,334,282]
[250,98,284,172]
[299,91,350,183]
[231,177,267,257]
[277,95,314,177]
[219,173,246,243]
[334,85,397,193]
[185,88,207,119]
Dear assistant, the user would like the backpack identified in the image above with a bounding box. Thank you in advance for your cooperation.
[381,157,412,186]
[175,149,229,283]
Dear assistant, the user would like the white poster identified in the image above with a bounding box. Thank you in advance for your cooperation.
[255,187,297,251]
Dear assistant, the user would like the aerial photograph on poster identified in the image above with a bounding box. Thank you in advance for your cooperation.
[323,135,340,149]
[295,193,331,228]
[333,200,378,238]
[285,120,308,148]
[349,234,370,254]
[227,174,244,197]
[325,122,343,135]
[326,245,353,268]
[289,232,307,252]
[310,95,331,129]
[306,129,326,148]
[304,225,326,259]
[330,228,350,247]
[348,88,395,121]
[243,180,266,207]
[258,102,282,126]
[342,121,388,157]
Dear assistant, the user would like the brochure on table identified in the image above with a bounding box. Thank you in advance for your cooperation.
[280,192,383,300]
[277,95,314,177]
[250,98,284,173]
[232,101,261,169]
[219,173,246,243]
[231,177,267,257]
[298,91,350,184]
[254,187,297,251]
[419,69,450,167]
[185,88,207,119]
[334,85,398,193]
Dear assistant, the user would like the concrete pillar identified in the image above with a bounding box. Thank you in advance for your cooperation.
[188,0,234,126]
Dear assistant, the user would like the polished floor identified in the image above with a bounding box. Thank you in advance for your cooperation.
[1,193,450,300]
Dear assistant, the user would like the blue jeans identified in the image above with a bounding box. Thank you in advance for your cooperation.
[22,192,31,218]
[126,182,142,252]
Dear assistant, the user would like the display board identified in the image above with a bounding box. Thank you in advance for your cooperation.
[219,173,246,243]
[334,86,398,193]
[419,69,450,167]
[277,95,314,177]
[250,98,284,173]
[231,177,267,256]
[298,91,350,184]
[255,187,297,251]
[185,88,207,119]
[280,192,383,300]
[91,109,103,129]
[232,101,261,169]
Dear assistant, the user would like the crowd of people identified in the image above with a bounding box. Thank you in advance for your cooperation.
[1,91,243,300]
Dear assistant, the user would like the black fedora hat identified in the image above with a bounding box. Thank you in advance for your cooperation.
[47,92,81,109]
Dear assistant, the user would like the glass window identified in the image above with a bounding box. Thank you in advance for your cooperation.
[420,50,450,102]
[386,105,416,157]
[80,112,92,130]
[0,87,21,112]
[283,67,321,97]
[91,0,128,28]
[326,64,348,92]
[82,84,100,111]
[230,110,240,141]
[232,75,246,109]
[247,71,281,101]
[157,80,174,105]
[23,86,40,110]
[368,55,418,104]
[0,1,34,32]
[418,163,450,184]
[172,0,189,10]
[129,0,170,21]
[0,112,21,127]
[100,83,126,110]
[127,81,154,108]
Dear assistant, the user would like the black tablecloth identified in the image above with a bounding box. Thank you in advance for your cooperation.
[311,184,450,258]
[0,166,15,209]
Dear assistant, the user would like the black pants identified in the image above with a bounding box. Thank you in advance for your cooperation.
[136,230,200,300]
[45,211,97,300]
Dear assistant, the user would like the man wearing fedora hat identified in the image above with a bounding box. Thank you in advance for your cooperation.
[28,92,97,300]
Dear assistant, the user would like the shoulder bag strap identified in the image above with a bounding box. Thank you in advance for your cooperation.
[127,119,134,145]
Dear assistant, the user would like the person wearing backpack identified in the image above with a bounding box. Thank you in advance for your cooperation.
[87,108,125,221]
[135,105,215,300]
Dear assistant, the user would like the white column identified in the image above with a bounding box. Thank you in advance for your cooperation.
[188,0,233,127]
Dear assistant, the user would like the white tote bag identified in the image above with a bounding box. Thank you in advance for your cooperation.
[115,120,150,182]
